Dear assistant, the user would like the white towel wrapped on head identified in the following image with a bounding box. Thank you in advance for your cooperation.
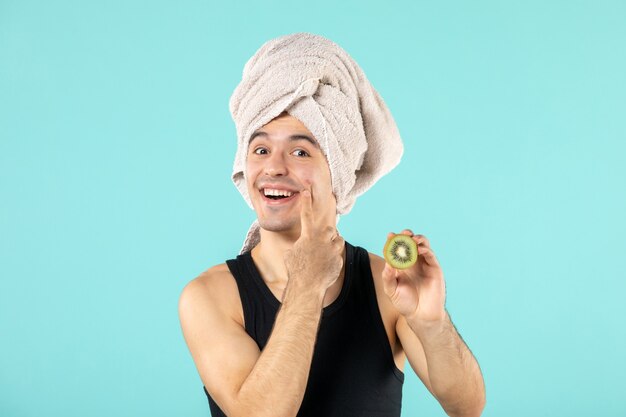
[229,32,404,254]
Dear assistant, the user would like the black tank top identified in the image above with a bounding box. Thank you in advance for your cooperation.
[203,241,404,416]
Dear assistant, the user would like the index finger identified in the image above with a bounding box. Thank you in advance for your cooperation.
[299,183,314,236]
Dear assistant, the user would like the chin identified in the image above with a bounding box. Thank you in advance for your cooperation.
[257,217,300,234]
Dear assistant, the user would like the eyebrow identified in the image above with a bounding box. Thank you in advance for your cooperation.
[249,131,319,148]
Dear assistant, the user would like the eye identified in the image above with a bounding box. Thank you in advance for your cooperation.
[292,149,310,157]
[253,147,268,155]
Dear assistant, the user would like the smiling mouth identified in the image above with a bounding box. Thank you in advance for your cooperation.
[259,189,300,204]
[259,188,298,202]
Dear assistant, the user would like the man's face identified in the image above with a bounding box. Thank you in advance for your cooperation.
[245,112,336,235]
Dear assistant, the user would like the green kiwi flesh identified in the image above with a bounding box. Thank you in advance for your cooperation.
[384,234,418,269]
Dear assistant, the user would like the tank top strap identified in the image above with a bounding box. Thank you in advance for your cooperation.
[225,253,274,345]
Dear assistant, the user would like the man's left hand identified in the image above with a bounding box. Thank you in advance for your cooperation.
[381,229,447,322]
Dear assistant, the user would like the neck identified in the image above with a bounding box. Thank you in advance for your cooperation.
[251,228,298,285]
[250,225,346,288]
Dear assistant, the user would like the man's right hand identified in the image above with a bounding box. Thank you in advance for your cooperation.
[283,183,345,294]
[180,181,343,417]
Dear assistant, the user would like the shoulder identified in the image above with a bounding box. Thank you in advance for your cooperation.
[365,249,386,277]
[178,263,244,326]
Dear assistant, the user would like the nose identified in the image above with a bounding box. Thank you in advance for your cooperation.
[264,151,288,177]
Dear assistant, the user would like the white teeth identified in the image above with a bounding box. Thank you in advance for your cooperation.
[263,188,294,197]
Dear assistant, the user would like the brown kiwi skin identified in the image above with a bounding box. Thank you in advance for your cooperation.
[383,233,418,269]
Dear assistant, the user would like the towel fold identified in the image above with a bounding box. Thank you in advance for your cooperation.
[229,32,404,254]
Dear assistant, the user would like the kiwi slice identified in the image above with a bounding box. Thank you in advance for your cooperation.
[383,234,418,269]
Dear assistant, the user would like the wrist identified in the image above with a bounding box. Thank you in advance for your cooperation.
[284,277,326,304]
[405,310,451,335]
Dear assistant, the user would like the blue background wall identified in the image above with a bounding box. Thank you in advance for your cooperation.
[1,1,624,416]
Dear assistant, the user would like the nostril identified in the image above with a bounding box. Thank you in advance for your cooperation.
[264,163,288,176]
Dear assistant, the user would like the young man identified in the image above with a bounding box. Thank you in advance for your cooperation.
[179,33,486,417]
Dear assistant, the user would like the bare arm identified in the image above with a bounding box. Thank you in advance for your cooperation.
[403,312,485,417]
[179,184,344,417]
[179,271,328,417]
[381,231,485,416]
[235,279,326,417]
